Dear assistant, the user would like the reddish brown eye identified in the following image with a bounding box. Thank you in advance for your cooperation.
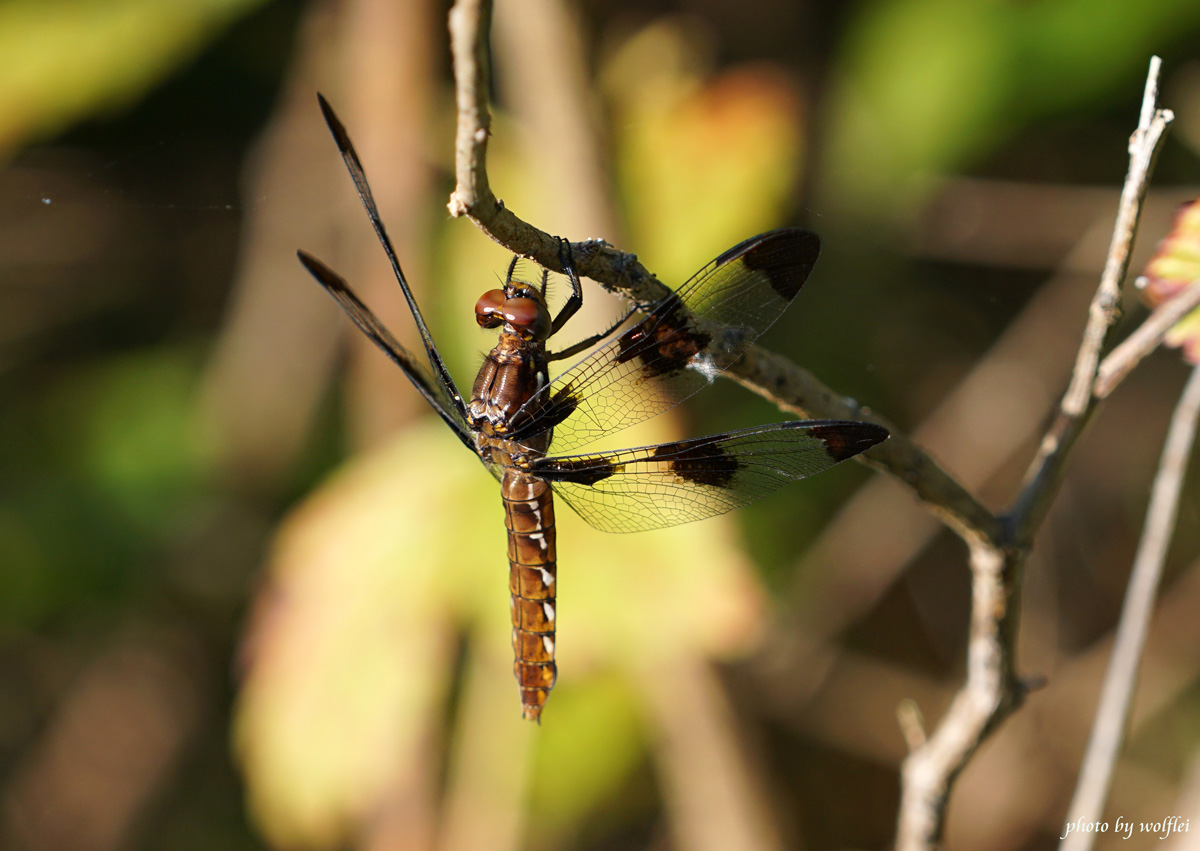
[475,289,506,328]
[501,297,538,325]
[503,297,551,340]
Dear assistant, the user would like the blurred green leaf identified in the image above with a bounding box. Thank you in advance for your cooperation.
[824,0,1013,216]
[528,671,645,840]
[0,347,210,625]
[1018,0,1200,110]
[0,506,52,619]
[67,348,213,528]
[821,0,1200,219]
[0,0,266,151]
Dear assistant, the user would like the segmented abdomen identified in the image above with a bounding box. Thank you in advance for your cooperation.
[502,468,557,722]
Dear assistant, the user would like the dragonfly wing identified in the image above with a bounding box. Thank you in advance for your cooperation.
[514,229,820,453]
[298,251,473,448]
[533,419,887,533]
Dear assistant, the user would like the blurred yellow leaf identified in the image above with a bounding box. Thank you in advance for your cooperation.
[234,424,494,849]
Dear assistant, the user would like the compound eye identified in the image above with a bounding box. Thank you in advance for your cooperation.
[475,289,506,328]
[502,297,551,340]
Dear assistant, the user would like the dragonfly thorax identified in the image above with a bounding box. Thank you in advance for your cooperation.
[468,328,550,443]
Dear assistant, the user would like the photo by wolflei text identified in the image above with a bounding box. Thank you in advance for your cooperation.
[297,94,888,722]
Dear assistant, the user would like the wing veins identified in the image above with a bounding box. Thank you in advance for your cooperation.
[316,94,466,421]
[534,420,887,533]
[298,251,473,448]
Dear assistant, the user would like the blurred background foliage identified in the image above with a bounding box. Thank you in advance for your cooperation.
[3,0,1200,849]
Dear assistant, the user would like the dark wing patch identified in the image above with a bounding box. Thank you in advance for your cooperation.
[738,232,816,301]
[613,293,711,379]
[536,455,619,487]
[651,437,737,487]
[298,251,473,448]
[810,421,884,461]
[513,229,821,453]
[533,419,887,534]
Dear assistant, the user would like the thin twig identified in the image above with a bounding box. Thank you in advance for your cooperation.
[446,0,579,267]
[447,0,664,298]
[896,56,1173,851]
[1012,58,1174,537]
[447,0,493,219]
[1063,58,1164,417]
[1059,364,1200,851]
[1094,279,1200,398]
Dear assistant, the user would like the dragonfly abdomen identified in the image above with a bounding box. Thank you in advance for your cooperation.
[502,469,558,722]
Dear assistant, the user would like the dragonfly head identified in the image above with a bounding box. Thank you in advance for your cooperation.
[475,286,552,341]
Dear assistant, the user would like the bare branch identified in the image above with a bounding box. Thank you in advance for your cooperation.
[1012,58,1174,538]
[1059,364,1200,851]
[446,0,569,263]
[447,0,493,220]
[1062,57,1167,416]
[896,56,1173,850]
[897,538,1022,851]
[447,0,665,299]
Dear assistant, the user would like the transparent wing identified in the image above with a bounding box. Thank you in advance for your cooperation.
[533,419,887,533]
[298,251,473,449]
[315,95,467,419]
[511,229,820,453]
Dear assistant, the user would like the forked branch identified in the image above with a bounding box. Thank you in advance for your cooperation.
[897,57,1174,850]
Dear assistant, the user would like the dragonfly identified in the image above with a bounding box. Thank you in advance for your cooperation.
[298,95,889,722]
